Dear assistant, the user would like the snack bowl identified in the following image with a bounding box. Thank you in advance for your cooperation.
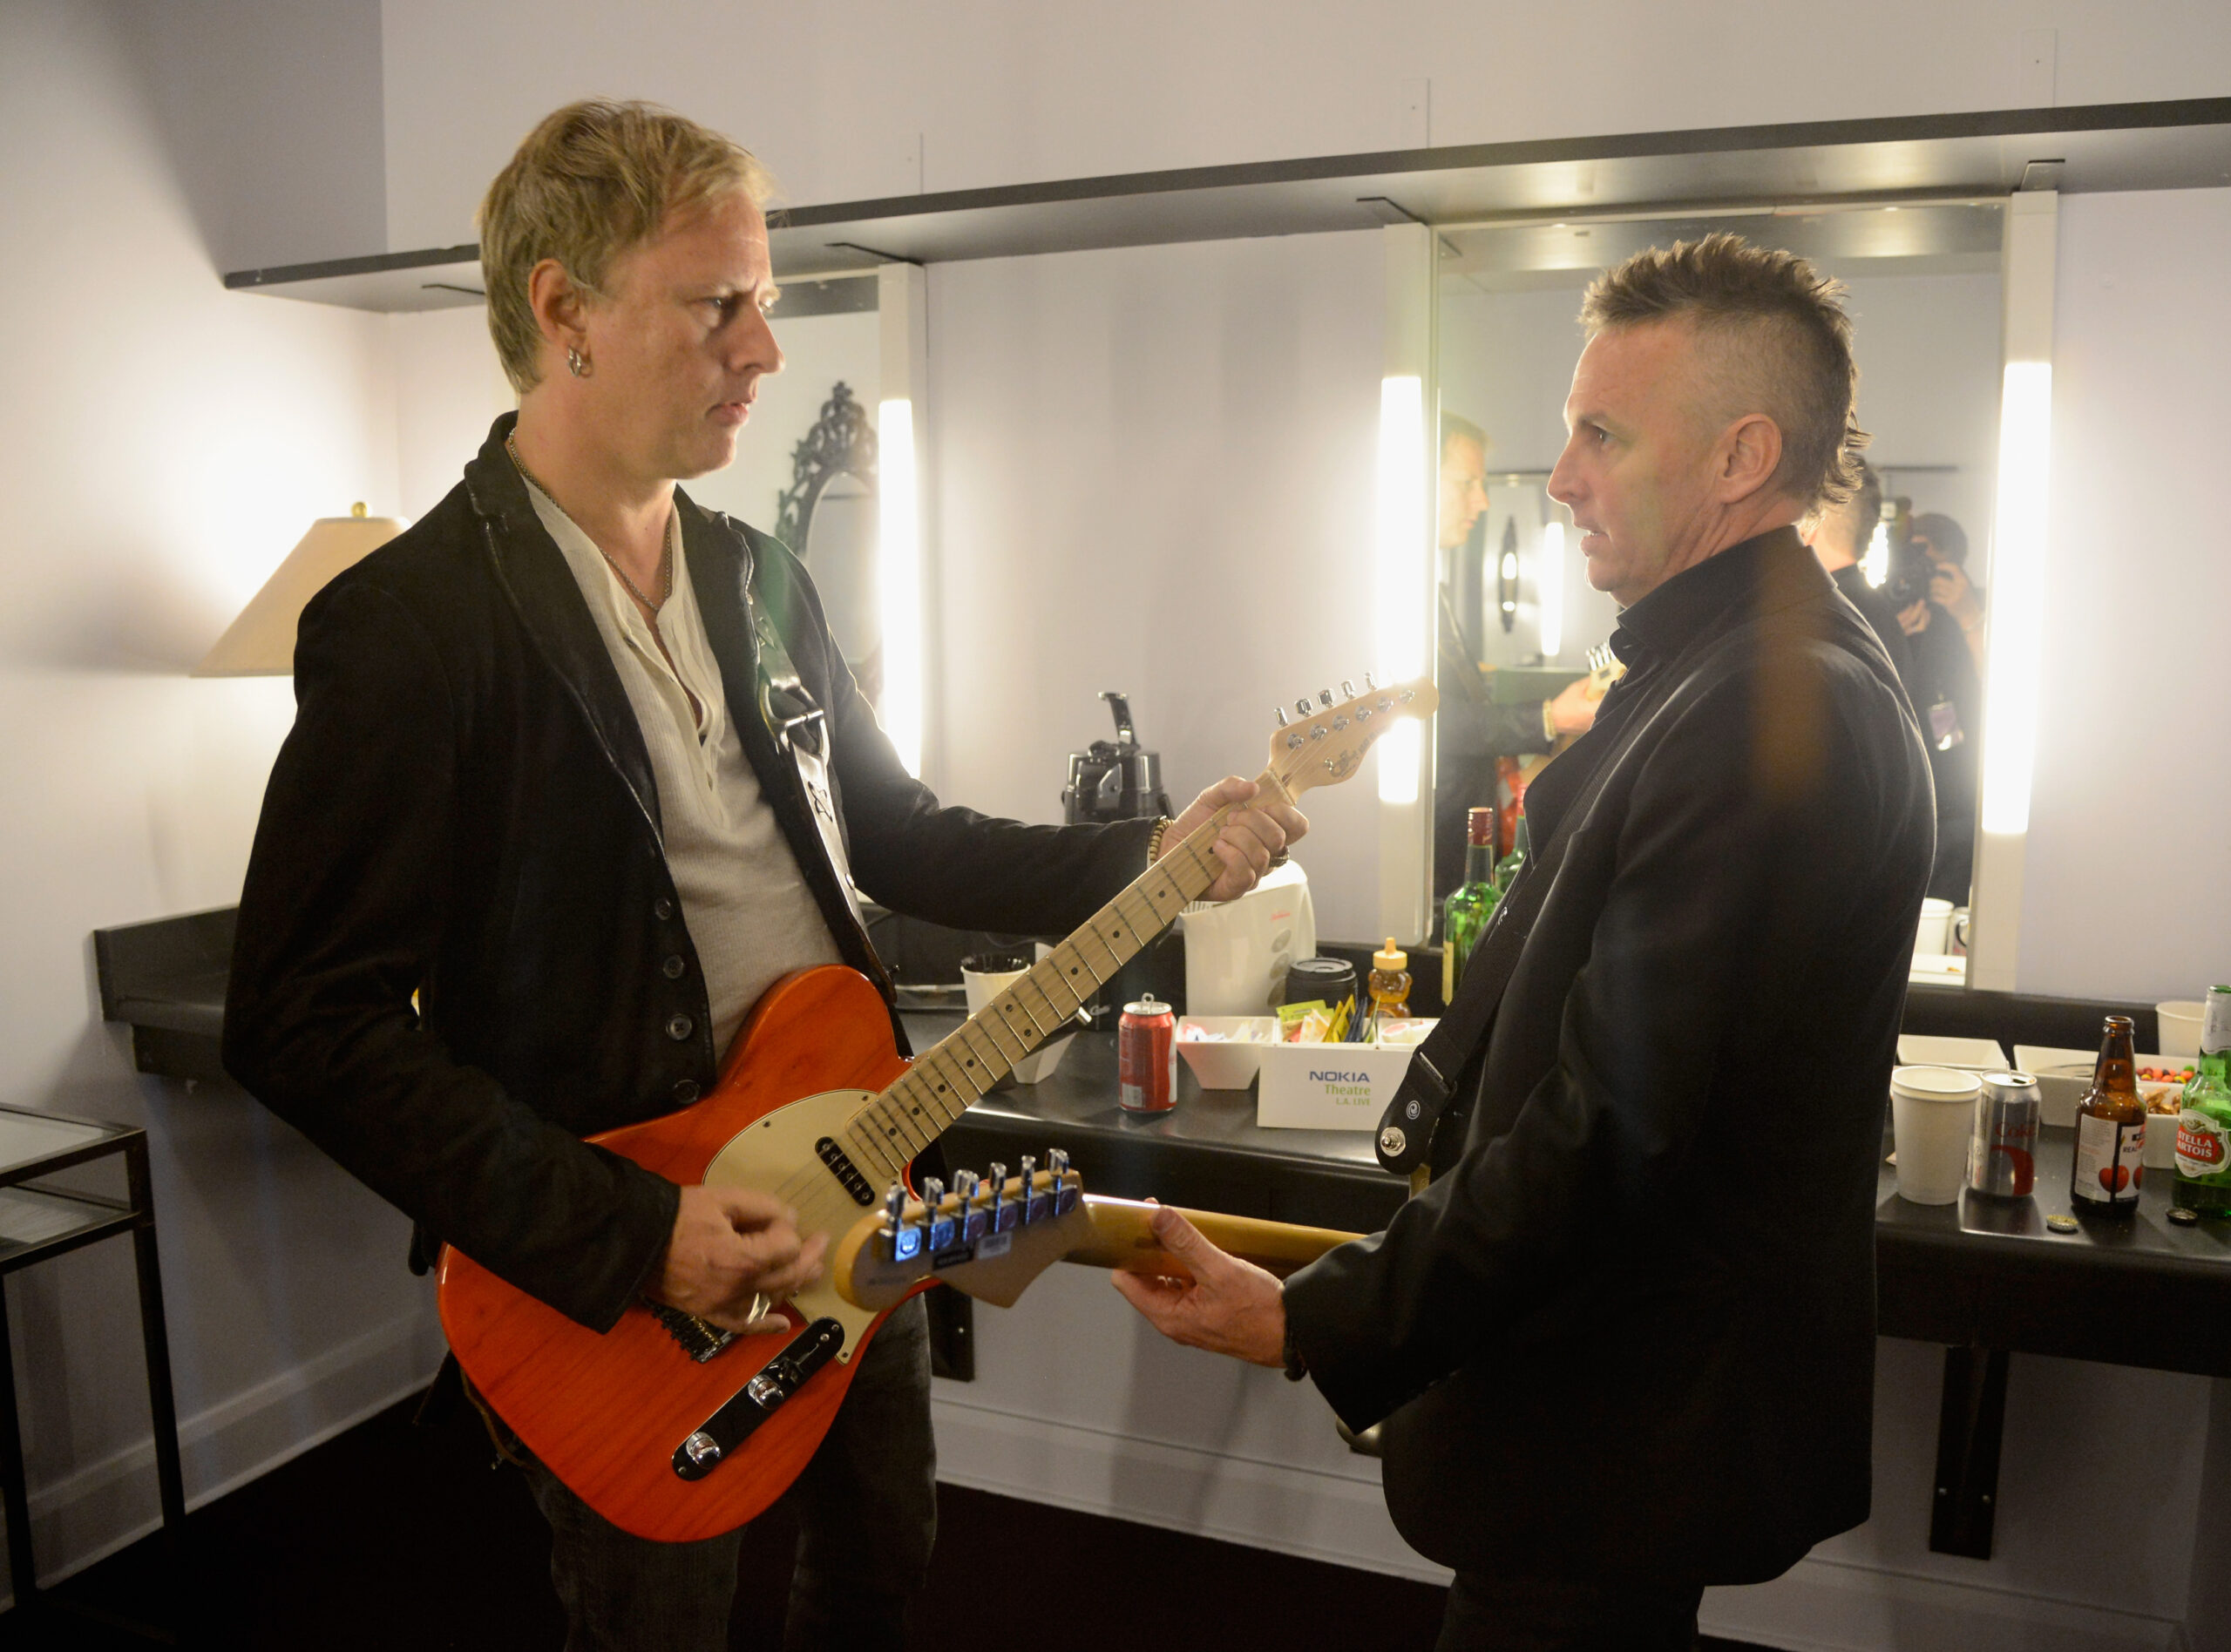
[2013,1046,2187,1129]
[1177,1017,1278,1090]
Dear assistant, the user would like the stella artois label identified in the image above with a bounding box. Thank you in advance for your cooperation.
[2176,1108,2231,1183]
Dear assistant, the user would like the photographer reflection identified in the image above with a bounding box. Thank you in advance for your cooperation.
[1434,415,1596,905]
[1801,462,1919,706]
[1909,511,1988,672]
[1889,509,1983,901]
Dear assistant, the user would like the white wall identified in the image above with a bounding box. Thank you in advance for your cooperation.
[376,0,2231,248]
[0,0,443,1593]
[926,233,1387,938]
[2017,186,2231,1004]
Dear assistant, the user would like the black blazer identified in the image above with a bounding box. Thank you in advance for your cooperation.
[1284,530,1935,1588]
[224,416,1153,1331]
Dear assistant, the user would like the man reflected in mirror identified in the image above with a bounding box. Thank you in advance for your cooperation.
[1434,415,1597,906]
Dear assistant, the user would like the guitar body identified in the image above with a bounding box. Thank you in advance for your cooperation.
[437,965,923,1543]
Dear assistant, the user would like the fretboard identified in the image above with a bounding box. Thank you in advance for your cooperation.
[832,773,1282,1190]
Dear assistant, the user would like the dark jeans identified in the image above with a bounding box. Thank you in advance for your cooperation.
[1437,1571,1704,1652]
[518,1296,935,1652]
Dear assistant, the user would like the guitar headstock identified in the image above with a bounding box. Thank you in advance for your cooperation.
[1265,675,1438,797]
[835,1152,1093,1312]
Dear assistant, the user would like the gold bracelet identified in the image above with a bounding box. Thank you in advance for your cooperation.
[1147,816,1173,864]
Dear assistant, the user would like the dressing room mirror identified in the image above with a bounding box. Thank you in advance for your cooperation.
[1431,201,2005,971]
[774,381,883,702]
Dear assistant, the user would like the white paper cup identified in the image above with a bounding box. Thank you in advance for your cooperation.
[1913,898,1955,958]
[1890,1065,1982,1205]
[2157,1001,2205,1061]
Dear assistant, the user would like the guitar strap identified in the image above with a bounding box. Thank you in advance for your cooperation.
[736,547,867,930]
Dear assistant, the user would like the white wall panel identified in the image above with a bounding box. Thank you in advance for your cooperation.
[0,1,437,1588]
[2020,188,2231,1001]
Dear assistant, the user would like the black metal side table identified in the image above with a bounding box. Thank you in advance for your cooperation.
[0,1105,184,1620]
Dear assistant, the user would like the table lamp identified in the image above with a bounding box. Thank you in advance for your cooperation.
[193,503,403,676]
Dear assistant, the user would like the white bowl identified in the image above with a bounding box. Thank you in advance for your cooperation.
[1177,1017,1278,1090]
[1895,1034,2007,1071]
[2012,1046,2185,1128]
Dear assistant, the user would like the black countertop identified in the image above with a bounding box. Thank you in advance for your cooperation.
[95,908,2223,1372]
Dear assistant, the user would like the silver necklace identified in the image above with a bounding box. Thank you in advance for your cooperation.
[505,434,672,612]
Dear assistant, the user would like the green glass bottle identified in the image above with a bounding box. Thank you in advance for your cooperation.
[1494,811,1530,894]
[2173,985,2231,1217]
[1441,807,1500,1002]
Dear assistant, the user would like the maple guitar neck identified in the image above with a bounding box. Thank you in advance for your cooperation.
[1068,1195,1357,1280]
[820,768,1285,1188]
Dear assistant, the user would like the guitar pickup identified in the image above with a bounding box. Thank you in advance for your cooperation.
[672,1317,846,1481]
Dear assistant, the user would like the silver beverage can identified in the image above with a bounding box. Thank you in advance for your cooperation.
[1966,1071,2041,1197]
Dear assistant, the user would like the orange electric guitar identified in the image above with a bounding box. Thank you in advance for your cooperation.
[437,675,1432,1541]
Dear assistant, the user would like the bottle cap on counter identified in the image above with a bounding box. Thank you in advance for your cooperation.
[1373,938,1407,972]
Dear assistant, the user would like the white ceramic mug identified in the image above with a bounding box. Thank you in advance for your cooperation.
[1890,1065,1983,1205]
[1913,897,1955,958]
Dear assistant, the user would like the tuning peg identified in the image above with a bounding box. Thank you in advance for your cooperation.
[885,1182,922,1262]
[1294,697,1312,718]
[1017,1157,1037,1222]
[1364,672,1377,690]
[987,1161,1014,1232]
[1048,1148,1079,1214]
[1027,1154,1055,1222]
[1339,679,1355,699]
[1274,706,1289,727]
[1318,688,1334,708]
[954,1170,988,1242]
[922,1177,957,1251]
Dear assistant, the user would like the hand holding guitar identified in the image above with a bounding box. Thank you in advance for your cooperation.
[654,1185,827,1333]
[1109,1202,1287,1368]
[1160,776,1309,903]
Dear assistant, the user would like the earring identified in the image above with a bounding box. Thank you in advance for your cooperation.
[566,347,592,379]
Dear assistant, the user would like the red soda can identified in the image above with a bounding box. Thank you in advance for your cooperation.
[1119,997,1177,1113]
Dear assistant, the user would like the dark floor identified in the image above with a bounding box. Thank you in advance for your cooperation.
[0,1389,1767,1650]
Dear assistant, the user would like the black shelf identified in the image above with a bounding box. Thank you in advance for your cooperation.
[220,98,2231,310]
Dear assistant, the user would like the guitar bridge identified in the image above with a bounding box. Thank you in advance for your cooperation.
[672,1317,846,1480]
[645,1300,741,1364]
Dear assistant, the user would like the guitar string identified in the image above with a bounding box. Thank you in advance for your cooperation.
[758,740,1323,1230]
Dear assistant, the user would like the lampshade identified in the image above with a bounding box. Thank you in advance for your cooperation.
[193,504,403,676]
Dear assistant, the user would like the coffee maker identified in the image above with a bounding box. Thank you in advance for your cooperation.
[1062,691,1174,827]
[1063,692,1181,1019]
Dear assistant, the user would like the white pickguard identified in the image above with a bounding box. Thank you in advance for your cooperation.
[702,1087,890,1363]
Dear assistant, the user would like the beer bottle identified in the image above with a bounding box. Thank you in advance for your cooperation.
[1441,807,1499,1001]
[2071,1014,2146,1215]
[2173,986,2231,1217]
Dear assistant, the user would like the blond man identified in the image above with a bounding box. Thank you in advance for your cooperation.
[226,100,1300,1649]
[1118,236,1933,1649]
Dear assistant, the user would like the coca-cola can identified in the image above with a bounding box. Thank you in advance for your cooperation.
[1966,1071,2040,1198]
[1119,997,1177,1113]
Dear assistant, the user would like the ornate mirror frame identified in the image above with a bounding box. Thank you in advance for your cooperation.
[775,382,878,552]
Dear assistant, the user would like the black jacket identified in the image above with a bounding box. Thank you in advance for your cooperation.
[225,415,1153,1332]
[1284,530,1934,1588]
